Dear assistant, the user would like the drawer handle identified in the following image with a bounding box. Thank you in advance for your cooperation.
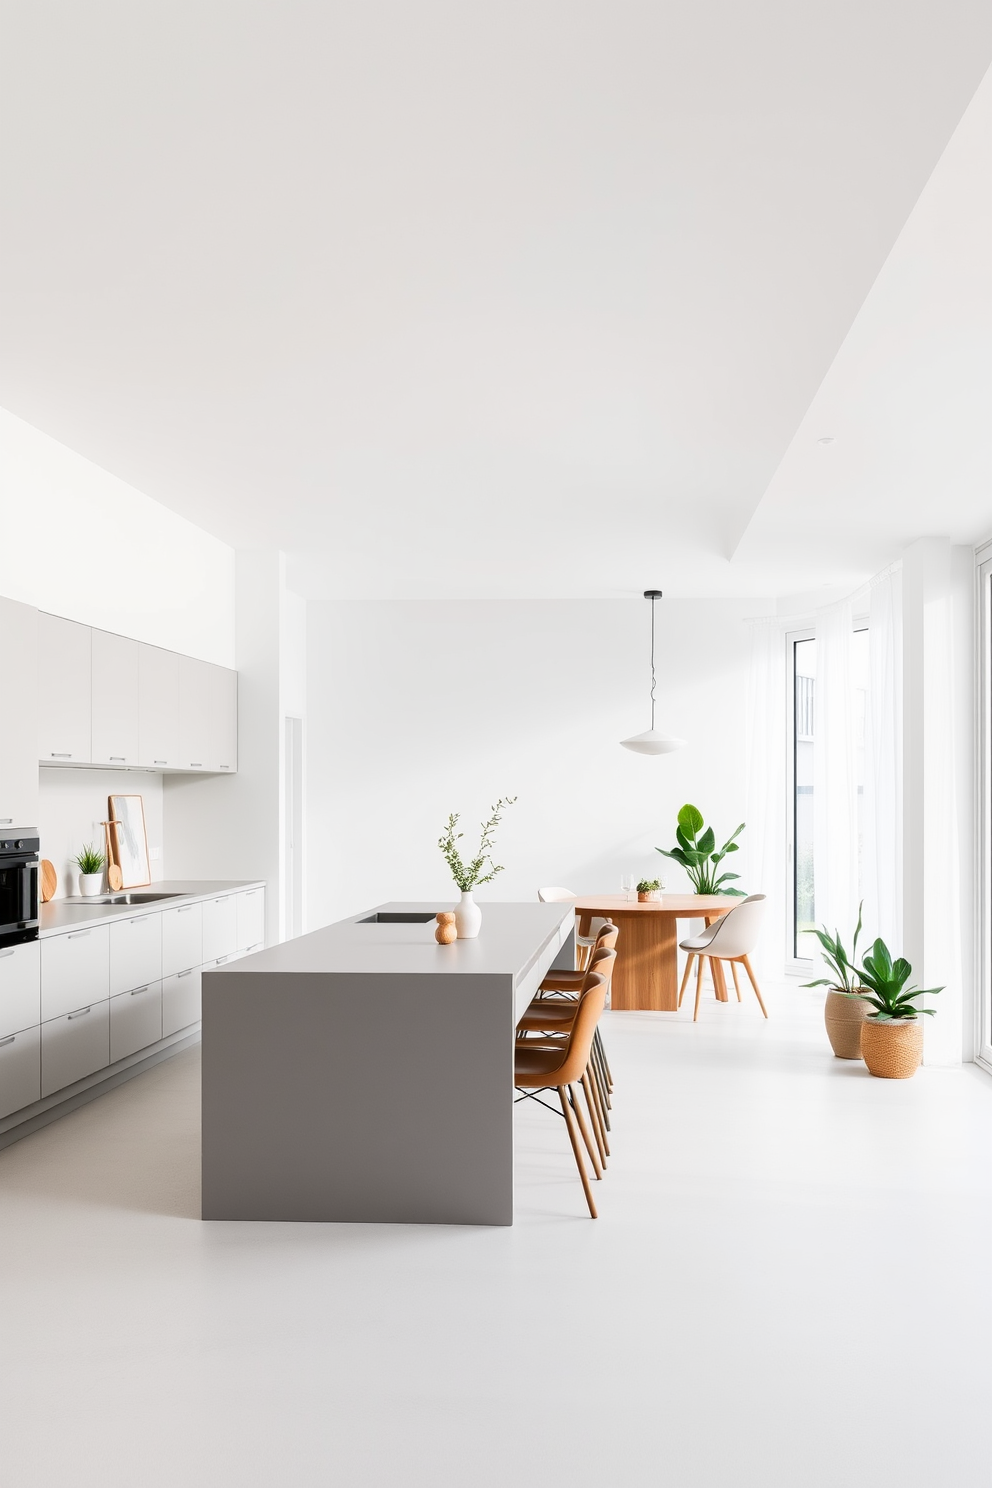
[0,1034,15,1047]
[110,756,126,762]
[50,752,72,759]
[67,1006,92,1019]
[189,762,202,768]
[0,948,14,959]
[244,891,256,899]
[177,969,192,979]
[177,907,193,915]
[154,759,168,765]
[131,985,150,996]
[67,931,91,941]
[216,955,228,964]
[219,764,231,770]
[0,817,12,825]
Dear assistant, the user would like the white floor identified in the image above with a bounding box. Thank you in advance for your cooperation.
[2,982,992,1487]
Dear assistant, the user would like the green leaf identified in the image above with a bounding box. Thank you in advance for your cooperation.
[675,825,695,853]
[678,803,704,838]
[724,842,740,853]
[697,826,715,856]
[656,847,688,867]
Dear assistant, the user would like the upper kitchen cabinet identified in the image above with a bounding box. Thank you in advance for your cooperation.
[91,629,139,766]
[38,613,91,764]
[178,657,238,773]
[0,598,39,827]
[138,644,179,769]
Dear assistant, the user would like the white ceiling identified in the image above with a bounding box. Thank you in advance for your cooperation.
[1,3,990,599]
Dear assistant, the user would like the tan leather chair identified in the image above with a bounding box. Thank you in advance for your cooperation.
[514,973,608,1218]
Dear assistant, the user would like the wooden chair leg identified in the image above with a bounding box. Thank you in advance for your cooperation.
[595,1028,614,1092]
[693,955,706,1021]
[590,1038,611,1124]
[559,1087,598,1216]
[569,1082,603,1178]
[730,961,742,1002]
[678,953,695,1008]
[585,1066,610,1159]
[582,1071,609,1167]
[741,954,769,1018]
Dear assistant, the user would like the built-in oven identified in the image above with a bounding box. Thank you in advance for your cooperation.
[0,834,40,949]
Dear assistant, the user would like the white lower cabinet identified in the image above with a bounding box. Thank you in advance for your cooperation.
[202,895,238,962]
[41,925,110,1022]
[110,982,163,1062]
[42,1001,110,1098]
[163,967,202,1037]
[162,902,202,977]
[0,1025,41,1119]
[237,888,264,950]
[109,914,162,997]
[0,941,41,1040]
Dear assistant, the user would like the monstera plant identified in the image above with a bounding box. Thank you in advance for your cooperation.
[656,804,745,896]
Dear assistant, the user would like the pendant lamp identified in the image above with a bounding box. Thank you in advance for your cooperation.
[620,590,686,755]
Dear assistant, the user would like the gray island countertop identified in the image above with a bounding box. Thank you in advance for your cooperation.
[201,900,575,1225]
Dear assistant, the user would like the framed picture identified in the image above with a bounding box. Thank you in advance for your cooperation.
[108,794,151,888]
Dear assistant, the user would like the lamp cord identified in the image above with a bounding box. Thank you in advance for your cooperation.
[649,593,657,730]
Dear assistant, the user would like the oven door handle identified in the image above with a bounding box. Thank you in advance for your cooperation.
[21,863,39,924]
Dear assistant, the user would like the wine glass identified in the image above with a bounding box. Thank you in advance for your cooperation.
[619,873,635,902]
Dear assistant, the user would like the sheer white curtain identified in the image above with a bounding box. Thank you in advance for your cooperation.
[813,599,859,938]
[863,565,903,948]
[745,618,787,975]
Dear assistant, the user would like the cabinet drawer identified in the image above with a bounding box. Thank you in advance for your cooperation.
[161,902,202,977]
[0,1025,41,1119]
[41,1001,109,1098]
[236,889,264,950]
[109,914,162,996]
[202,895,238,962]
[110,981,162,1062]
[162,967,202,1037]
[41,926,110,1022]
[0,940,41,1039]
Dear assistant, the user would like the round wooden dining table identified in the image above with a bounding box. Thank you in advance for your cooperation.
[573,895,739,1011]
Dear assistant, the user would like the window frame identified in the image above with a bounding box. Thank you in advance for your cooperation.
[786,626,815,972]
[975,548,992,1074]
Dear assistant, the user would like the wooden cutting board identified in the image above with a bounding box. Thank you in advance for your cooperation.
[40,860,57,902]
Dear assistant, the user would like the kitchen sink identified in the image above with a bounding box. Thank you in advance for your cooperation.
[358,912,440,924]
[85,892,185,905]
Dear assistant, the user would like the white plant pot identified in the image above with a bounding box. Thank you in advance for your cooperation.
[454,891,482,939]
[79,873,104,897]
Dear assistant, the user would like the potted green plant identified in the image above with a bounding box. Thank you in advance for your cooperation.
[636,879,662,902]
[801,904,873,1059]
[73,844,105,897]
[438,797,516,939]
[656,804,746,896]
[854,938,943,1079]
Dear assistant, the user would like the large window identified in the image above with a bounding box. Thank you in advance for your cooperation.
[790,627,868,961]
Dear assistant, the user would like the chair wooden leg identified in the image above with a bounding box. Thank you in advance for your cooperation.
[559,1087,598,1216]
[569,1081,603,1178]
[590,1037,611,1123]
[582,1070,609,1167]
[678,954,695,1008]
[596,1027,614,1092]
[585,1066,610,1159]
[693,955,706,1021]
[741,954,769,1018]
[730,961,742,1002]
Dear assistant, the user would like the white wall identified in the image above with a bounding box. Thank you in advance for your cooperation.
[38,768,164,899]
[0,407,235,665]
[305,597,768,927]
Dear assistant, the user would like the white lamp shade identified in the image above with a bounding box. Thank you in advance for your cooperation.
[619,728,686,756]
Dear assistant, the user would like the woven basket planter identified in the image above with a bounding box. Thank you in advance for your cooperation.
[860,1017,924,1079]
[823,991,872,1059]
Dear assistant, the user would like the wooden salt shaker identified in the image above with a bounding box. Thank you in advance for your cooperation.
[435,912,457,945]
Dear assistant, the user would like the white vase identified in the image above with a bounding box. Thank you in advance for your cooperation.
[79,873,104,897]
[454,891,482,939]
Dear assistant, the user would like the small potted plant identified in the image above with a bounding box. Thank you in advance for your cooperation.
[854,938,943,1079]
[802,903,873,1059]
[656,804,746,896]
[437,797,516,939]
[636,879,662,902]
[73,844,105,897]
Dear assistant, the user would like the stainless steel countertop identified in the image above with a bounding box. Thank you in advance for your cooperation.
[40,880,265,937]
[207,901,573,980]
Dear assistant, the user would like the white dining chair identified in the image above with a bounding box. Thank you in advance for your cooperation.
[537,886,610,969]
[677,894,768,1022]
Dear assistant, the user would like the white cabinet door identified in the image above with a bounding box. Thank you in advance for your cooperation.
[162,967,201,1036]
[202,895,238,962]
[38,613,91,764]
[213,665,238,773]
[0,598,39,828]
[41,926,110,1021]
[91,628,139,766]
[137,644,180,769]
[109,914,162,996]
[162,902,202,976]
[0,1025,41,1118]
[110,981,162,1061]
[41,1001,109,1097]
[0,941,41,1039]
[236,888,264,950]
[178,656,216,771]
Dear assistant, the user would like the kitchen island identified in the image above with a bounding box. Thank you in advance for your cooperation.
[201,901,575,1225]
